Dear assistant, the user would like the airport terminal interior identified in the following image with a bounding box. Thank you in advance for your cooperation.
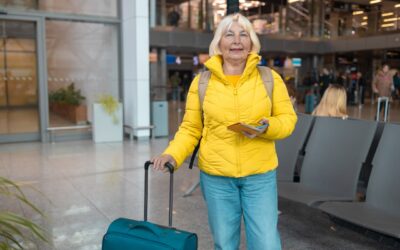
[1,0,400,249]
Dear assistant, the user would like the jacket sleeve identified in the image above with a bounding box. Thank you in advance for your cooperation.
[259,70,297,140]
[162,75,203,169]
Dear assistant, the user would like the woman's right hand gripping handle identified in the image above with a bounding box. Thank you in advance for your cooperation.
[151,154,177,172]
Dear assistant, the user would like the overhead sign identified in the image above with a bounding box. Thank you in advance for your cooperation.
[292,58,302,67]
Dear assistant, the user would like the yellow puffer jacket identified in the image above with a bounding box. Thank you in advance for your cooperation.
[163,53,297,177]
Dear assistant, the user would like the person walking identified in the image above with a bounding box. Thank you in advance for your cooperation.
[151,13,297,250]
[372,64,394,119]
[356,71,366,107]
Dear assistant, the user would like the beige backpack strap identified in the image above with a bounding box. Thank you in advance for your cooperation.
[198,70,211,110]
[257,66,274,103]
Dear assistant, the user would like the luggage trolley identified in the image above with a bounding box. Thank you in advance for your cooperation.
[376,97,390,122]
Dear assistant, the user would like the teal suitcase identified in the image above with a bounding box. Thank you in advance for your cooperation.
[102,161,198,250]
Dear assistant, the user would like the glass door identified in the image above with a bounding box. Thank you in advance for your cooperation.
[0,19,40,141]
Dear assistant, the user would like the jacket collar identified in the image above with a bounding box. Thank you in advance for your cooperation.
[204,53,261,85]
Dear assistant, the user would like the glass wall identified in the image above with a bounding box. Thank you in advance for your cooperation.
[46,20,119,127]
[0,19,39,135]
[0,0,118,17]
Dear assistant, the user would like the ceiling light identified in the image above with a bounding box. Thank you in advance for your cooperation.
[361,22,368,26]
[288,0,304,3]
[382,12,394,17]
[370,0,381,4]
[396,4,400,8]
[381,23,395,28]
[363,16,368,20]
[383,17,400,22]
[352,11,364,15]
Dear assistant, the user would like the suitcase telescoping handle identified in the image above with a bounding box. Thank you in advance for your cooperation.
[144,161,174,228]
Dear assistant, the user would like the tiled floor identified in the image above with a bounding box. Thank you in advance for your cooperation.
[0,140,398,250]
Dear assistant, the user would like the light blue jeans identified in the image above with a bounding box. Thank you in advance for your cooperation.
[200,170,281,250]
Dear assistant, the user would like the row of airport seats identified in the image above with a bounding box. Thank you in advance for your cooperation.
[276,114,400,239]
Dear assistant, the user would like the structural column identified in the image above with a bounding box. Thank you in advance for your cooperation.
[367,9,379,35]
[150,0,156,27]
[157,48,168,100]
[227,0,239,15]
[329,12,339,38]
[121,0,151,139]
[161,0,167,26]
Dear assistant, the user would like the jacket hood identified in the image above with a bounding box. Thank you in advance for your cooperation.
[204,53,261,84]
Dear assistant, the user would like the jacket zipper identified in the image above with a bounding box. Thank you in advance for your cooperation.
[233,87,241,176]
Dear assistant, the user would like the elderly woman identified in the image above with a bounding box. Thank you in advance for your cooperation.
[152,13,297,250]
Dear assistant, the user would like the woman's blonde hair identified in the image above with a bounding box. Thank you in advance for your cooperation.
[209,13,261,56]
[312,84,347,118]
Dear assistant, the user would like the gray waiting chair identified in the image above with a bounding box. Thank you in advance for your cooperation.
[276,113,314,182]
[278,117,377,207]
[319,123,400,239]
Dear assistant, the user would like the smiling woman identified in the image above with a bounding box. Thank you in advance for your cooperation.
[209,13,261,58]
[218,22,252,69]
[152,13,297,250]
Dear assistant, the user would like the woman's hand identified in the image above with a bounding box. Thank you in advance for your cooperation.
[241,119,269,139]
[151,154,177,172]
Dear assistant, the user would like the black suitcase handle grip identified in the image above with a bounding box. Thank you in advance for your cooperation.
[144,161,174,173]
[144,161,174,228]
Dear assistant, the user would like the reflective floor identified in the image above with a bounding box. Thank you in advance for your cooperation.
[0,140,397,250]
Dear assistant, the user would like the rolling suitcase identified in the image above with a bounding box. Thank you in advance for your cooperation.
[102,161,198,250]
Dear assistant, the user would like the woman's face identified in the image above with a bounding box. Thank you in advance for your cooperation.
[219,22,251,62]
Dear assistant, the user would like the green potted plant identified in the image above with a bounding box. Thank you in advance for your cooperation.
[49,83,87,124]
[92,95,123,142]
[0,176,48,249]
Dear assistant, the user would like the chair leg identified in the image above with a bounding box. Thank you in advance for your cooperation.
[183,181,200,197]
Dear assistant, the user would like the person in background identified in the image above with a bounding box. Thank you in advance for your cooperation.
[312,84,348,119]
[152,13,297,250]
[372,64,394,117]
[169,72,181,101]
[320,68,332,96]
[167,7,180,27]
[181,73,191,101]
[356,71,366,107]
[349,71,358,105]
[336,71,347,87]
[393,70,400,101]
[285,79,297,109]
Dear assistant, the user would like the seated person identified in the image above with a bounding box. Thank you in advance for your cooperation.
[312,84,348,119]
